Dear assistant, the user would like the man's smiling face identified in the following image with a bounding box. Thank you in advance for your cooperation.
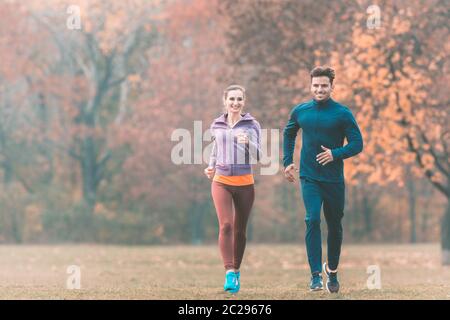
[311,76,333,102]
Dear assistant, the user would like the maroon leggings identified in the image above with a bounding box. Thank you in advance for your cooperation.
[211,181,255,270]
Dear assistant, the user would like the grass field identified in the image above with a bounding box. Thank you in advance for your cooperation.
[0,243,449,300]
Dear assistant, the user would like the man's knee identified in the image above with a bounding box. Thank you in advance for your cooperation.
[324,209,344,224]
[325,212,344,226]
[305,217,321,229]
[326,219,343,235]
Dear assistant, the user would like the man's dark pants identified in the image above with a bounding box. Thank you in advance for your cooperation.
[300,177,345,274]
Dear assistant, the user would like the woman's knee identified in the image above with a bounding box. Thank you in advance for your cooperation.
[220,222,233,236]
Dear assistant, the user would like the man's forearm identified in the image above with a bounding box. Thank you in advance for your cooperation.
[331,139,363,160]
[283,135,296,168]
[332,112,363,160]
[283,107,300,168]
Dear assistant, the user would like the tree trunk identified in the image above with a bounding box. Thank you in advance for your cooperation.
[407,172,417,243]
[2,158,13,184]
[441,197,450,265]
[282,183,297,241]
[351,184,360,240]
[190,201,205,245]
[280,184,288,241]
[2,159,22,243]
[79,134,98,242]
[362,193,373,240]
[10,206,22,244]
[420,182,433,242]
[81,136,97,212]
[289,184,299,242]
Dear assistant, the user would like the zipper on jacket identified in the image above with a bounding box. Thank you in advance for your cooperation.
[315,105,321,178]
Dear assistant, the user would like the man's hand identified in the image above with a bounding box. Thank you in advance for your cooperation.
[284,163,298,183]
[316,145,334,165]
[204,167,215,179]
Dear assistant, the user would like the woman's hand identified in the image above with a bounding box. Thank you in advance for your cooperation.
[236,132,249,144]
[204,167,215,179]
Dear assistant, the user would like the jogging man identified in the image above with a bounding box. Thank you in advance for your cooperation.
[283,66,363,293]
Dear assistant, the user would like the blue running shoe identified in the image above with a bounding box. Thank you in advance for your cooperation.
[230,271,240,294]
[309,272,323,291]
[323,262,339,293]
[224,271,237,292]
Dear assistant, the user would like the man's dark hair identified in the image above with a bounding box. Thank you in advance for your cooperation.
[310,66,335,85]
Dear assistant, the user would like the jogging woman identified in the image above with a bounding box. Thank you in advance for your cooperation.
[204,84,261,294]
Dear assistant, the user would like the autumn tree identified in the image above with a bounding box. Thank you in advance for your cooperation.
[221,0,448,248]
[332,0,449,262]
[29,0,159,222]
[220,0,362,240]
[120,0,230,243]
[0,1,58,242]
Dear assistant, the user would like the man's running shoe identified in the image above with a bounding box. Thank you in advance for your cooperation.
[323,262,340,293]
[309,272,323,291]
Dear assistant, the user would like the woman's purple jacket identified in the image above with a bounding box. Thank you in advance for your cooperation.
[208,113,261,176]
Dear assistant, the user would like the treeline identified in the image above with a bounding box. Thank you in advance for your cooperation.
[0,0,448,249]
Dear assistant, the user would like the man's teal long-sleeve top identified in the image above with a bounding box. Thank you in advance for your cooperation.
[283,98,363,183]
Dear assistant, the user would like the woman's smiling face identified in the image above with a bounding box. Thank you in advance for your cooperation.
[224,89,245,115]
